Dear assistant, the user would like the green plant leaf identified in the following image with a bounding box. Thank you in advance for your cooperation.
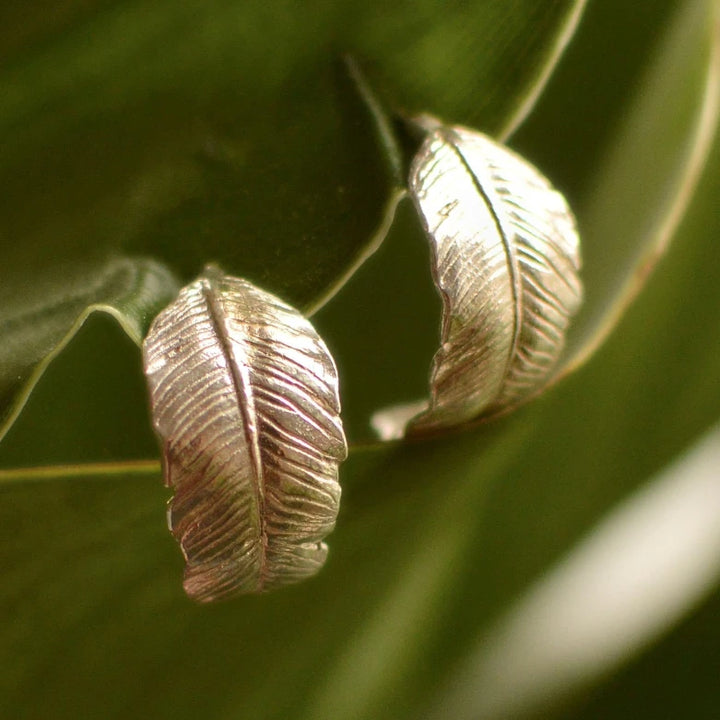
[0,312,164,469]
[0,0,586,445]
[3,2,720,719]
[559,0,720,374]
[0,257,178,444]
[2,107,720,718]
[419,93,720,720]
[426,420,720,720]
[315,0,719,441]
[559,582,720,720]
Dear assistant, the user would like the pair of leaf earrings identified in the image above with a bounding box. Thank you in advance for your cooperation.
[143,122,583,602]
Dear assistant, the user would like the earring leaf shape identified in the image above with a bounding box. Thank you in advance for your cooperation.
[376,123,583,438]
[143,267,347,602]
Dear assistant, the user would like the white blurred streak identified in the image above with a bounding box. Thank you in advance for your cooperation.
[428,421,720,720]
[371,400,428,441]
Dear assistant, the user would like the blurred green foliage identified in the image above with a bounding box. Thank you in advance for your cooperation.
[1,1,719,719]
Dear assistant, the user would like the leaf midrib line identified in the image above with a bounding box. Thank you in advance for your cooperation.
[200,275,269,590]
[0,459,161,484]
[442,128,522,388]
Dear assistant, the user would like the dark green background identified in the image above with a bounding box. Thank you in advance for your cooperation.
[1,1,719,718]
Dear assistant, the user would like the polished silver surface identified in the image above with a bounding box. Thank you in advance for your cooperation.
[406,125,583,435]
[143,268,347,601]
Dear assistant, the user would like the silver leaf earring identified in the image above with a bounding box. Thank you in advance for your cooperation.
[373,120,583,439]
[143,266,347,602]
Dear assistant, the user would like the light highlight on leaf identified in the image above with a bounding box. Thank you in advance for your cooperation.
[427,420,720,720]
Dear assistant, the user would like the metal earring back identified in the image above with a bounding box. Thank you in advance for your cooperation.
[143,266,347,602]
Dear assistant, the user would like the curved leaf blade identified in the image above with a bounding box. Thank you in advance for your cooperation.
[3,3,720,720]
[143,270,346,600]
[0,256,178,444]
[357,0,588,140]
[2,132,720,716]
[426,420,720,720]
[0,0,588,313]
[558,0,720,374]
[314,1,715,444]
[0,1,587,448]
[361,0,717,442]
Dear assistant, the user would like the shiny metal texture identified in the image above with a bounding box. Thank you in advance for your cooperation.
[407,124,583,435]
[143,268,347,602]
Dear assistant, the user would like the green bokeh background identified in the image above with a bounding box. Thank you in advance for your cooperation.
[1,1,719,718]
